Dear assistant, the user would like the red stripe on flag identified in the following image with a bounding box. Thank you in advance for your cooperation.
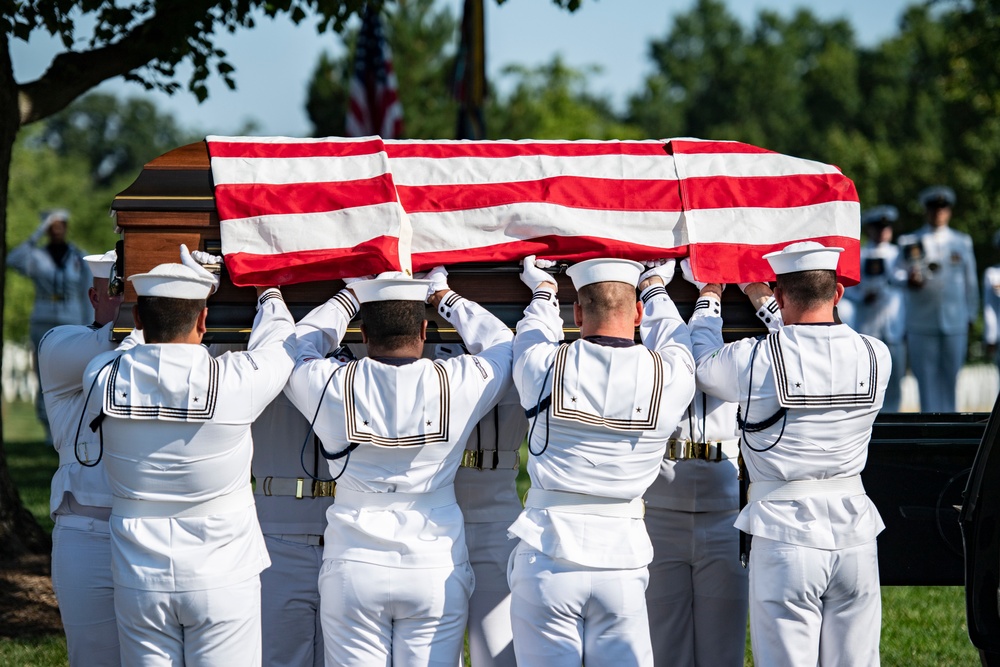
[214,176,398,219]
[681,173,859,210]
[207,139,385,160]
[397,177,683,213]
[688,236,861,286]
[667,140,778,156]
[224,236,402,287]
[385,142,670,159]
[411,236,691,273]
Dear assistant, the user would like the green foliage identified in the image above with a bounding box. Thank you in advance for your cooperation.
[0,636,67,667]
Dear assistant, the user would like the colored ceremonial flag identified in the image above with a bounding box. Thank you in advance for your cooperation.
[345,5,404,139]
[452,0,487,140]
[205,136,860,288]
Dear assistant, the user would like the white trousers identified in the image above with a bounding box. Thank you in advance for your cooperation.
[748,537,881,667]
[261,535,324,667]
[465,522,517,667]
[114,576,262,667]
[644,508,748,667]
[508,542,654,667]
[319,559,474,667]
[51,517,120,666]
[908,331,966,412]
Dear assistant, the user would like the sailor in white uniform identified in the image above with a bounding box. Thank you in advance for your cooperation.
[37,249,122,666]
[284,268,513,667]
[690,242,890,667]
[644,261,782,667]
[895,185,978,412]
[435,343,525,667]
[844,206,907,412]
[82,250,295,666]
[507,256,696,667]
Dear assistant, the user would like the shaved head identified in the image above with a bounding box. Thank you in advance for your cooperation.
[577,281,638,322]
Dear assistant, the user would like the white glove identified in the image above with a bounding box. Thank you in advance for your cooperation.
[191,249,222,265]
[639,259,676,286]
[179,244,220,294]
[520,255,556,292]
[680,258,724,293]
[342,275,374,286]
[419,266,450,301]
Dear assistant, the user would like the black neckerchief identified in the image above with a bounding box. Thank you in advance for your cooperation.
[582,335,635,348]
[47,242,69,267]
[369,356,420,366]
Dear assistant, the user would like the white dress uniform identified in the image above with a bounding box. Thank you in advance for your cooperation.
[284,285,514,667]
[38,320,119,666]
[843,241,908,412]
[508,273,696,667]
[83,287,295,667]
[437,341,525,667]
[689,255,890,666]
[643,296,780,667]
[895,224,978,411]
[982,265,1000,370]
[252,391,336,667]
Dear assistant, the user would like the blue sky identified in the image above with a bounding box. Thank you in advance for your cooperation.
[11,0,915,137]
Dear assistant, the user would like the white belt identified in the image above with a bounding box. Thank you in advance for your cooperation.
[55,514,111,533]
[255,476,336,499]
[460,449,520,470]
[666,438,740,462]
[58,442,101,467]
[748,475,865,504]
[112,486,254,518]
[525,488,645,519]
[334,485,457,511]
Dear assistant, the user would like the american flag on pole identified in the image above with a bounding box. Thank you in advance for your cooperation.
[205,136,860,287]
[345,5,403,139]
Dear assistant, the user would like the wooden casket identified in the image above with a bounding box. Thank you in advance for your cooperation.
[110,141,775,342]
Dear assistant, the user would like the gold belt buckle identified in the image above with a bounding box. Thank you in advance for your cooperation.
[461,449,483,470]
[312,480,336,498]
[667,439,679,460]
[692,442,707,460]
[683,440,694,459]
[714,441,724,462]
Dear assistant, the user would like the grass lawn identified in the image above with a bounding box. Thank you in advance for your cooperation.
[0,406,981,665]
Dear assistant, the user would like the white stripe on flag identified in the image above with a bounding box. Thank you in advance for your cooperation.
[210,153,391,186]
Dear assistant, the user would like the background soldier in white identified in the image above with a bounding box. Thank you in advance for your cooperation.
[435,344,525,667]
[896,185,978,412]
[9,208,92,440]
[507,256,695,667]
[37,249,122,666]
[284,269,513,667]
[690,242,890,666]
[845,206,907,412]
[643,259,782,667]
[83,249,295,666]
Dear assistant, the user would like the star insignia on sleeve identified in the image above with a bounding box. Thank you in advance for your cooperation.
[571,397,577,403]
[362,420,369,426]
[635,407,642,413]
[795,382,802,388]
[426,420,432,426]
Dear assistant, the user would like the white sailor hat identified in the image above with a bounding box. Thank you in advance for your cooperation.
[763,241,844,276]
[352,272,431,304]
[918,185,956,209]
[861,205,899,227]
[83,250,117,279]
[128,263,215,299]
[565,258,644,291]
[41,208,70,226]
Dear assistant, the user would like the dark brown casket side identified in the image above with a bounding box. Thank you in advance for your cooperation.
[111,141,768,343]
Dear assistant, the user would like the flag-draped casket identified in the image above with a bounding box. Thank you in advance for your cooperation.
[110,138,860,341]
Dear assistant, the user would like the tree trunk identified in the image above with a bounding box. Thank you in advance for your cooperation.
[0,31,52,559]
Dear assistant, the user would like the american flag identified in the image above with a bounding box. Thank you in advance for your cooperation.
[345,5,403,139]
[205,136,860,288]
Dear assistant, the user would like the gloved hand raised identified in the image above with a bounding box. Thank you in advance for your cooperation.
[520,255,556,292]
[179,244,220,294]
[416,266,450,302]
[639,259,677,286]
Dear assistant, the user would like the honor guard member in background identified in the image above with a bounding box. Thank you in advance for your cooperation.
[284,268,513,667]
[844,206,908,412]
[83,247,295,666]
[981,231,1000,371]
[9,208,92,441]
[690,242,890,667]
[434,343,525,667]
[507,256,695,667]
[896,185,978,412]
[643,259,782,667]
[37,249,122,666]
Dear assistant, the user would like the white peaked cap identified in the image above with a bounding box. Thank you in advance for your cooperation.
[763,241,844,275]
[566,258,644,290]
[83,250,117,279]
[129,263,215,299]
[352,274,432,304]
